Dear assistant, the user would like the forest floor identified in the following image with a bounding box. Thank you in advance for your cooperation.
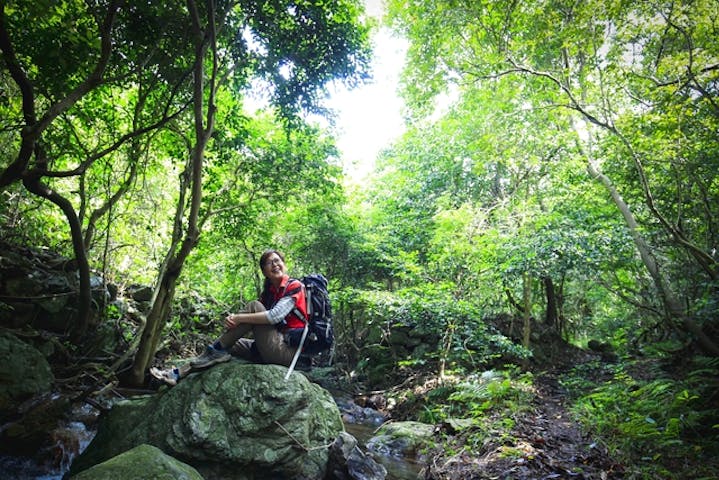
[152,330,625,479]
[419,364,623,480]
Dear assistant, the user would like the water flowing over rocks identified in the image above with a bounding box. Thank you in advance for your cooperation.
[327,432,388,480]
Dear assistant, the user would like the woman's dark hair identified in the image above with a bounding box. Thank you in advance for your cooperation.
[259,249,284,269]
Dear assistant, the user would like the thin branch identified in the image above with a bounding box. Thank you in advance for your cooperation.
[506,57,616,131]
[0,0,124,187]
[35,0,124,134]
[596,276,663,318]
[38,103,189,178]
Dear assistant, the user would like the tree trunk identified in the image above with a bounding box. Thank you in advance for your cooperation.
[24,175,92,336]
[125,0,218,386]
[127,252,186,384]
[522,272,532,349]
[587,161,719,356]
[542,276,558,329]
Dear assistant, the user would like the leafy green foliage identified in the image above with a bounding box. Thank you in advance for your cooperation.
[383,0,719,357]
[564,358,719,478]
[415,369,534,448]
[333,284,530,385]
[447,370,533,418]
[242,0,372,119]
[3,0,100,98]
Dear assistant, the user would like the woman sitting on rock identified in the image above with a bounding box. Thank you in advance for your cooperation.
[150,249,308,386]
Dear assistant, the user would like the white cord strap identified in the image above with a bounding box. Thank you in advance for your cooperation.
[284,324,308,380]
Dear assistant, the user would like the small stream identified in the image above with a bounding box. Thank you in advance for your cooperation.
[335,393,425,480]
[343,422,424,480]
[0,402,97,480]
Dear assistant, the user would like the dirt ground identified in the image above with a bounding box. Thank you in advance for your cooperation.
[420,367,624,480]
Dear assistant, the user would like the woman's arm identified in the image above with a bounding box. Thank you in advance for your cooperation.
[224,296,295,329]
[224,311,270,328]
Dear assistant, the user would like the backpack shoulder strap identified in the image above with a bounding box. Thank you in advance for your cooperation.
[283,278,303,297]
[282,277,308,323]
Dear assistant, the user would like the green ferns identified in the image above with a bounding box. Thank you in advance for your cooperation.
[412,369,534,453]
[567,358,719,479]
[419,369,534,423]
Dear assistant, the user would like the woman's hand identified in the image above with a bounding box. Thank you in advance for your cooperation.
[225,314,239,329]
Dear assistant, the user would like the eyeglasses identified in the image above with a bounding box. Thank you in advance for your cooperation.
[264,257,283,267]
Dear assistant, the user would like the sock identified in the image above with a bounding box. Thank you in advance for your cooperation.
[212,340,224,350]
[172,368,180,380]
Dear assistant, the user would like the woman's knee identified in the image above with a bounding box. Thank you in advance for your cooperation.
[245,300,266,313]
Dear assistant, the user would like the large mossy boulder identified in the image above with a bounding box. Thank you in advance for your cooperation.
[70,362,344,480]
[70,444,203,480]
[0,332,57,455]
[0,332,53,415]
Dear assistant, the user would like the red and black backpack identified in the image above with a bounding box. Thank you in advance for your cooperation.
[284,273,334,355]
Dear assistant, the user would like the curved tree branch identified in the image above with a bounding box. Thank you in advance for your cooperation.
[501,57,718,280]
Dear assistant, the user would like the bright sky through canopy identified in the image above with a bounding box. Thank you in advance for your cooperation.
[243,1,407,181]
[326,0,408,180]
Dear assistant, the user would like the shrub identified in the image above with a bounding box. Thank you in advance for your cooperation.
[566,357,719,479]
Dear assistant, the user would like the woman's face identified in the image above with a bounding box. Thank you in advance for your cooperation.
[262,252,286,283]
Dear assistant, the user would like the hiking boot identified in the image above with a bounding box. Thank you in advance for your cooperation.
[190,346,231,369]
[150,367,178,386]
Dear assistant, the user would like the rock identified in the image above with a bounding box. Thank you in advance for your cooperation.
[128,285,153,302]
[355,394,387,411]
[587,339,611,352]
[0,332,54,416]
[0,241,113,332]
[327,432,387,480]
[366,421,435,457]
[587,339,619,362]
[69,362,344,480]
[70,444,203,480]
[335,394,388,427]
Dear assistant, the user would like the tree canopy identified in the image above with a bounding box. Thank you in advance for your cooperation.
[1,1,718,478]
